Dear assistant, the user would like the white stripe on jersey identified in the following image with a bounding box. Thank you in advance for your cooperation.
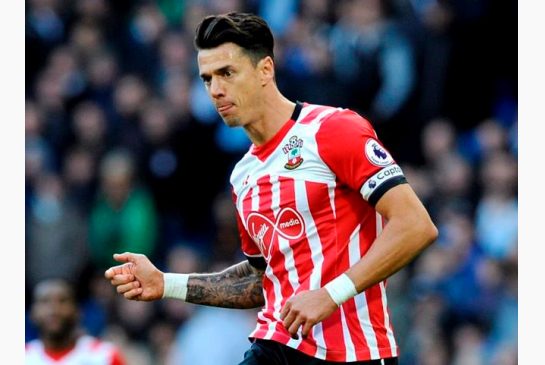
[348,225,381,359]
[340,306,357,362]
[294,179,327,359]
[380,281,398,356]
[296,103,322,122]
[376,209,397,354]
[248,183,275,339]
[271,175,300,295]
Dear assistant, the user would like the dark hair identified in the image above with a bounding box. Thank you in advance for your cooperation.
[194,12,274,65]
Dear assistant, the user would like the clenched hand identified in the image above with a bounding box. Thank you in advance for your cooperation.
[104,252,164,301]
[280,288,338,339]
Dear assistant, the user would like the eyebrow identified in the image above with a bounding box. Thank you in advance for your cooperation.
[200,65,232,80]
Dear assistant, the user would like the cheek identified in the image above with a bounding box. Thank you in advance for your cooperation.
[241,80,261,104]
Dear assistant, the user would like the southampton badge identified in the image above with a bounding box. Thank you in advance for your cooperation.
[283,135,304,170]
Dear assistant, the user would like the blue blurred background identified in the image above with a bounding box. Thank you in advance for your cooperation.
[25,0,517,364]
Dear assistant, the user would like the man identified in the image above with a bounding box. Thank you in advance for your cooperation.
[26,278,126,364]
[105,12,438,364]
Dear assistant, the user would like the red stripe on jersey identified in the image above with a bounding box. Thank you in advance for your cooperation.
[110,350,126,365]
[274,176,320,352]
[240,188,261,257]
[365,283,393,358]
[44,345,76,361]
[278,176,313,294]
[358,218,395,358]
[337,247,372,358]
[255,175,293,336]
[305,180,348,361]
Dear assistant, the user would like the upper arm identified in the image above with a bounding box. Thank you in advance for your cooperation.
[375,183,428,221]
[316,110,407,206]
[375,183,438,239]
[248,262,265,277]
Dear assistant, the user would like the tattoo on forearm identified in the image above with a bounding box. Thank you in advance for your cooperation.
[185,261,265,309]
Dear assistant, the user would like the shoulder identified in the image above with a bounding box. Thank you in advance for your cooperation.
[25,339,42,353]
[296,103,346,127]
[316,108,376,138]
[79,336,124,358]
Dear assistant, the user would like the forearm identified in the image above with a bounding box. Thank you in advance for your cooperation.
[346,215,436,293]
[185,261,265,309]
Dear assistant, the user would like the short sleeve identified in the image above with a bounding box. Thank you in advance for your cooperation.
[316,109,407,206]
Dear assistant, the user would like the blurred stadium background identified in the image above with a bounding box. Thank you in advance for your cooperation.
[25,0,517,364]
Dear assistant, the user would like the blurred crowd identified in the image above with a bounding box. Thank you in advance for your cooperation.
[25,0,517,364]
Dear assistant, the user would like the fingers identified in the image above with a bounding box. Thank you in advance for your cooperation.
[281,300,318,340]
[116,280,141,296]
[287,317,304,339]
[104,263,133,279]
[110,274,135,286]
[123,287,144,300]
[281,301,304,339]
[112,252,137,264]
[280,299,291,320]
[281,308,296,332]
[301,321,314,338]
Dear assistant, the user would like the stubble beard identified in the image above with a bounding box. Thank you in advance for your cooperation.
[223,115,243,127]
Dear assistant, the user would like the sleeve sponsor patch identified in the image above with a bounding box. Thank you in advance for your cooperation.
[360,164,405,201]
[365,139,394,167]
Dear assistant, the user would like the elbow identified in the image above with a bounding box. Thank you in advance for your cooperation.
[406,213,438,251]
[419,218,438,250]
[425,221,439,247]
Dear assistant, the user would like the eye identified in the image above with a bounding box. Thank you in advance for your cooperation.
[224,69,233,78]
[201,77,211,87]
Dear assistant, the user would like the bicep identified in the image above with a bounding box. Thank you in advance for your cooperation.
[375,183,431,224]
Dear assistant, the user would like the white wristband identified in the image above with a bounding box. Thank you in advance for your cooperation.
[324,273,358,306]
[162,273,189,300]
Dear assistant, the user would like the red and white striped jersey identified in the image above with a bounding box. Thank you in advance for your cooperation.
[231,102,406,362]
[25,335,125,365]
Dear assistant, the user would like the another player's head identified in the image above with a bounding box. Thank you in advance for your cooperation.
[195,12,276,127]
[30,278,80,344]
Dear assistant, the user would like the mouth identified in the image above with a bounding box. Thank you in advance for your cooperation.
[217,103,234,114]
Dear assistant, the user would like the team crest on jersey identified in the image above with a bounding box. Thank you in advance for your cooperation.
[365,139,393,167]
[283,135,304,170]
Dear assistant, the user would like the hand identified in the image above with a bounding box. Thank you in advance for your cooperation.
[104,252,164,301]
[280,288,338,339]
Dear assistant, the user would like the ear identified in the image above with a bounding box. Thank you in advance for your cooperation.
[258,56,275,86]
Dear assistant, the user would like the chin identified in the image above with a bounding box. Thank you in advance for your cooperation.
[223,116,243,127]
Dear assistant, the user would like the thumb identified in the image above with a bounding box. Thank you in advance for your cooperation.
[113,252,136,264]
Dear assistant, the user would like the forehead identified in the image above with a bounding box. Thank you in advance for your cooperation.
[34,281,73,302]
[197,43,250,73]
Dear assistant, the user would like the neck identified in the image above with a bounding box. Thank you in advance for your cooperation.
[42,332,79,352]
[243,89,296,146]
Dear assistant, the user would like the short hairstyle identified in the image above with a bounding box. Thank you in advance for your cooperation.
[194,12,274,65]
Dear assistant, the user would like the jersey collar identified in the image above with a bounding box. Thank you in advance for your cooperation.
[250,101,303,161]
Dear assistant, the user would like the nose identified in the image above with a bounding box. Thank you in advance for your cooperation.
[209,77,225,99]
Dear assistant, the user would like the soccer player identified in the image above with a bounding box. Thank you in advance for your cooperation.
[26,278,125,365]
[105,12,438,365]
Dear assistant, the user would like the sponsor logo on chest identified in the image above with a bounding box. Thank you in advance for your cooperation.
[246,207,305,260]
